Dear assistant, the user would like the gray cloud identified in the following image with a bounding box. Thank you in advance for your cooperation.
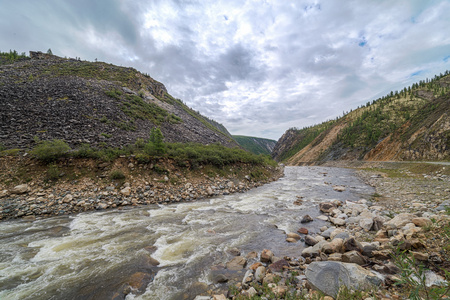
[1,0,450,140]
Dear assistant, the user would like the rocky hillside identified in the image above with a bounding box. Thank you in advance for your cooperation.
[232,135,277,155]
[273,71,450,164]
[0,51,237,150]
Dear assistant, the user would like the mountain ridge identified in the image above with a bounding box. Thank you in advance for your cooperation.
[273,71,450,164]
[232,135,277,155]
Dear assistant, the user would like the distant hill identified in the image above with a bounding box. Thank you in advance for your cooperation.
[273,71,450,163]
[0,51,237,150]
[233,135,277,155]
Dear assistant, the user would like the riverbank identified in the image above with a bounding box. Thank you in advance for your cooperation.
[199,162,450,299]
[0,156,283,220]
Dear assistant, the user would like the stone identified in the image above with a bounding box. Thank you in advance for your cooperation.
[321,227,336,239]
[333,185,346,192]
[361,242,380,257]
[412,251,429,261]
[260,249,273,263]
[359,218,374,232]
[298,227,309,234]
[287,232,301,240]
[0,190,9,198]
[342,250,367,265]
[246,251,258,259]
[343,237,363,253]
[10,184,29,194]
[322,238,344,254]
[242,269,253,286]
[305,261,382,297]
[62,194,73,203]
[242,287,257,297]
[328,253,342,261]
[301,214,313,223]
[269,259,289,273]
[319,202,336,213]
[412,217,433,227]
[286,238,297,243]
[384,213,416,228]
[372,216,384,231]
[304,235,319,246]
[330,217,346,226]
[227,248,241,256]
[255,266,266,282]
[249,262,262,270]
[213,295,227,300]
[120,187,131,196]
[317,215,329,221]
[226,256,247,270]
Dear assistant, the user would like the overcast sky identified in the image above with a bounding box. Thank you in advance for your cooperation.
[1,0,450,140]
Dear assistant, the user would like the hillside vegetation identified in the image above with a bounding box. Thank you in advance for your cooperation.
[0,51,237,151]
[273,71,450,164]
[232,135,277,155]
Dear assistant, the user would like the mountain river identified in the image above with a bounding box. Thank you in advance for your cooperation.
[0,166,375,300]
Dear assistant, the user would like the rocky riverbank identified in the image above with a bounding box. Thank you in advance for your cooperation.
[0,156,283,220]
[196,163,450,300]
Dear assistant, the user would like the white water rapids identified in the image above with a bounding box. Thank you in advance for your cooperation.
[0,166,374,300]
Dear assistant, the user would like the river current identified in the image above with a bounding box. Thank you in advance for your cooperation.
[0,166,374,300]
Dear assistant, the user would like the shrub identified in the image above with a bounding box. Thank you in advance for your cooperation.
[110,169,126,180]
[31,139,71,163]
[46,164,60,181]
[73,144,98,159]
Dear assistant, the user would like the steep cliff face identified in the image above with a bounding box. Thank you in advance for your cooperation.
[232,135,277,155]
[274,72,450,164]
[0,54,237,150]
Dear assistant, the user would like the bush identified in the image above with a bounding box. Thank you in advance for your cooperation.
[110,169,126,180]
[73,144,98,159]
[31,139,71,163]
[46,164,60,181]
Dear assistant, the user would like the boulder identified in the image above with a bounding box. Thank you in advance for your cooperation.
[305,235,319,246]
[260,249,273,263]
[359,218,373,232]
[10,184,29,194]
[322,238,344,254]
[412,217,432,227]
[120,187,131,196]
[330,217,346,226]
[255,266,266,282]
[319,202,336,213]
[226,256,247,270]
[268,259,289,272]
[305,261,382,297]
[62,194,73,203]
[342,250,367,265]
[343,237,363,253]
[384,213,416,228]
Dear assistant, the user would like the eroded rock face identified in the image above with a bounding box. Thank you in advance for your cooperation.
[305,261,382,297]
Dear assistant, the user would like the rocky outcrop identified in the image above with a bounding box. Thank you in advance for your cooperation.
[0,55,237,150]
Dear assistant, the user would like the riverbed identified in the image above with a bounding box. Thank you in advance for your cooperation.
[0,166,374,300]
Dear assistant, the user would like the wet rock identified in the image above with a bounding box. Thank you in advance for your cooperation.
[260,249,273,263]
[304,235,318,246]
[297,227,309,234]
[227,248,241,256]
[246,251,258,259]
[268,259,289,272]
[249,262,262,270]
[226,256,247,270]
[287,232,301,240]
[301,214,313,223]
[319,202,336,213]
[305,261,382,297]
[332,185,346,192]
[10,184,29,194]
[125,272,153,293]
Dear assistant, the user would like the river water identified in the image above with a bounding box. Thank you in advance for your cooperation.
[0,166,374,300]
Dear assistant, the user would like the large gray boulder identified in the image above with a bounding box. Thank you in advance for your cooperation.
[305,261,382,297]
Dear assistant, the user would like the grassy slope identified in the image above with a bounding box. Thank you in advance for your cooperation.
[275,71,450,162]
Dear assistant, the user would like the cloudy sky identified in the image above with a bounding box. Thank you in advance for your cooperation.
[1,0,450,140]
